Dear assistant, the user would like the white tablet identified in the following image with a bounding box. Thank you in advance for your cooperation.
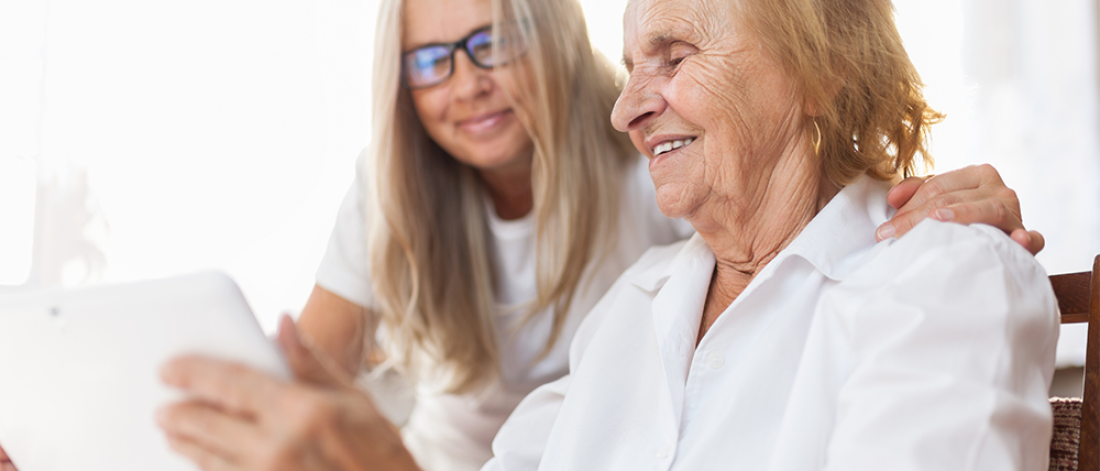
[0,272,290,471]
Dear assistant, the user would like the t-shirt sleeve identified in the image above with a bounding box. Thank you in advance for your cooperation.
[315,179,375,309]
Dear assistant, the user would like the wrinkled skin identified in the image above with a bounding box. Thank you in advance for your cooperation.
[612,0,1041,256]
[613,0,838,327]
[610,0,1041,336]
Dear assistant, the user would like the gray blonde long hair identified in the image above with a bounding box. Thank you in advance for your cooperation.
[364,0,635,393]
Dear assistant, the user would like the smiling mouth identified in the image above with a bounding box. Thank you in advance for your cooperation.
[653,137,696,156]
[458,109,513,135]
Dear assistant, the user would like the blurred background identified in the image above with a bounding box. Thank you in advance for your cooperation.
[1,0,1098,383]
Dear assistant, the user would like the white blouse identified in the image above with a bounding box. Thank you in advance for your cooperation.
[483,176,1059,471]
[315,156,693,471]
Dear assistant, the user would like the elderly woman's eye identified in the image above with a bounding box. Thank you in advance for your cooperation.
[667,43,696,69]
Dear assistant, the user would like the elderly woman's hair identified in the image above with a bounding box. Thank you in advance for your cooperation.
[743,0,942,184]
[365,0,634,393]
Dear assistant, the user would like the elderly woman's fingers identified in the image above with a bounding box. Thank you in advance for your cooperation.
[164,433,237,471]
[157,400,260,464]
[161,356,283,418]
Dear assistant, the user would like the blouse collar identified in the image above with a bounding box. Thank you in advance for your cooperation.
[629,175,895,293]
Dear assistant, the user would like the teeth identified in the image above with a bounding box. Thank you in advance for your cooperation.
[654,137,695,156]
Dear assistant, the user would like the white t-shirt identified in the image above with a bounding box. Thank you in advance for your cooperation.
[315,156,693,471]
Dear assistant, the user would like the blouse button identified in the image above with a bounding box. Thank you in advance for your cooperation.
[707,352,725,370]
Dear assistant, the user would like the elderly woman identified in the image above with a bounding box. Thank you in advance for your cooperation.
[480,0,1058,468]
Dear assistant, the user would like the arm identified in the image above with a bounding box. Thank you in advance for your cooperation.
[877,164,1045,255]
[296,284,376,376]
[825,222,1058,470]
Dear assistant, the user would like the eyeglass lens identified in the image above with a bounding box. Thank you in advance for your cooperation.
[403,28,525,89]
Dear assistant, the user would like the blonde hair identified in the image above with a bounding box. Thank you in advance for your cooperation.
[364,0,634,393]
[742,0,943,183]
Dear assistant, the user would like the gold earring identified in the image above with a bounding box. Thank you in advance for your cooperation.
[812,119,822,156]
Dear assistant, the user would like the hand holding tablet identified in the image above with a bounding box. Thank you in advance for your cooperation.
[0,272,420,471]
[1,444,14,471]
[0,272,289,471]
[156,316,420,471]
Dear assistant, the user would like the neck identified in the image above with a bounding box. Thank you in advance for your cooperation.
[692,145,839,342]
[477,155,534,221]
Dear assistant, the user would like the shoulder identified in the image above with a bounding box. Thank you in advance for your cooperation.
[315,174,375,309]
[865,219,1048,291]
[833,219,1058,345]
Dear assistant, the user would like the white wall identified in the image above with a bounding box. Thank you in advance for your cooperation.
[1,0,378,332]
[3,0,1098,358]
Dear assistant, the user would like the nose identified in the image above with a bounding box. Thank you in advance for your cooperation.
[611,73,667,133]
[450,48,492,100]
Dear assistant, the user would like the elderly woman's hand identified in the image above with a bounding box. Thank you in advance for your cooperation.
[157,316,419,471]
[876,164,1045,255]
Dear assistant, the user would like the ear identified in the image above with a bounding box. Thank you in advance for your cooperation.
[803,67,846,118]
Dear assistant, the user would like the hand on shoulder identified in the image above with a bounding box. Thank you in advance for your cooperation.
[877,164,1045,255]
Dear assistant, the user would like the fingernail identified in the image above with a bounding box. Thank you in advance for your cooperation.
[934,208,955,221]
[876,224,895,240]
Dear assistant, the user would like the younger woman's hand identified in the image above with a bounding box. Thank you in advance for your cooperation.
[0,444,17,471]
[877,164,1045,255]
[157,316,420,471]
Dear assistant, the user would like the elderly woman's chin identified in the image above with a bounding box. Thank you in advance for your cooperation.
[646,151,711,220]
[651,180,704,220]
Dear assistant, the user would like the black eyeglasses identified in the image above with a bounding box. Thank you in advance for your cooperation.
[401,23,528,90]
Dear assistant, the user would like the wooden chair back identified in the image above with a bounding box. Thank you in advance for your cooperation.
[1051,255,1100,470]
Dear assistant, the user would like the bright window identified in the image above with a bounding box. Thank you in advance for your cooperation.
[0,157,36,285]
